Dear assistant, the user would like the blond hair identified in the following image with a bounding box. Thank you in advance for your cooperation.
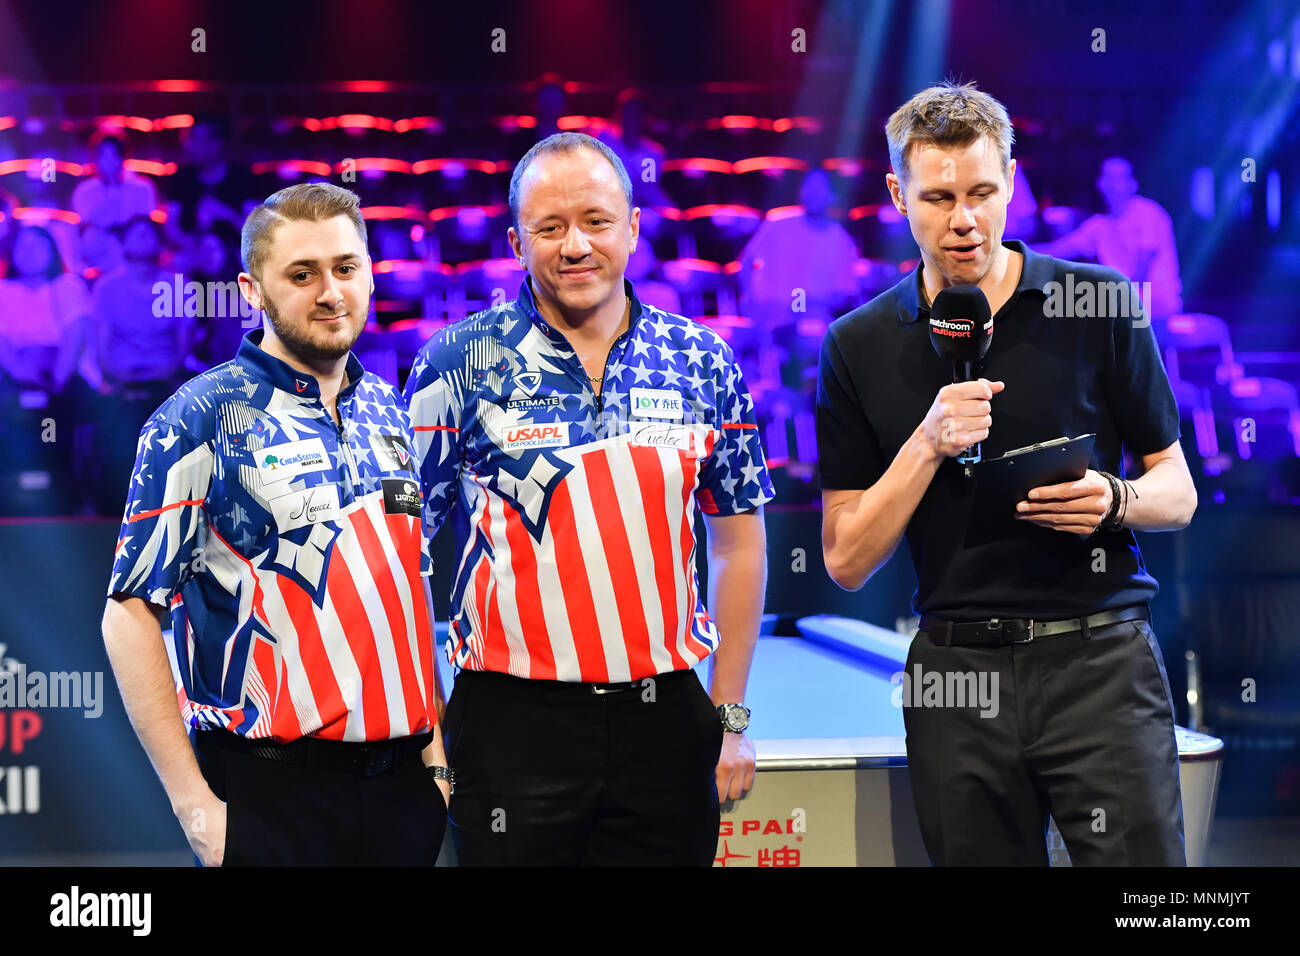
[241,182,368,279]
[885,81,1014,186]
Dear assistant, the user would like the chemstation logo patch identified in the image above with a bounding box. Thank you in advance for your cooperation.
[257,438,330,483]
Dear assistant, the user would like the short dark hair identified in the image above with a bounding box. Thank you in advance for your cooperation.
[116,213,164,246]
[508,132,634,233]
[90,130,129,158]
[190,112,232,142]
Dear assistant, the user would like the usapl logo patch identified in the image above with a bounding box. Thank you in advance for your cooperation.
[502,420,567,450]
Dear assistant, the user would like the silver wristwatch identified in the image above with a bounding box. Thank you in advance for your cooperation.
[716,703,750,733]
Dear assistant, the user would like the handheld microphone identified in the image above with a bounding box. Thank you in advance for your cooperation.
[928,285,994,474]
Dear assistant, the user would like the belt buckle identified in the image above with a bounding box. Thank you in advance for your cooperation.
[1011,619,1036,644]
[363,747,396,776]
[591,681,634,695]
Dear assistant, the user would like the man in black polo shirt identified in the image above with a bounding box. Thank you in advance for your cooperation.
[817,82,1197,865]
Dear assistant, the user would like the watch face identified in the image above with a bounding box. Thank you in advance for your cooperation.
[724,705,749,732]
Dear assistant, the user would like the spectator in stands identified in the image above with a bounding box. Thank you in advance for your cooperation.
[599,89,673,239]
[534,73,567,141]
[0,223,90,515]
[1004,161,1039,240]
[89,215,193,512]
[1040,156,1183,319]
[164,114,258,242]
[739,168,860,467]
[624,239,680,314]
[186,221,249,370]
[0,223,88,392]
[72,132,158,230]
[72,132,159,278]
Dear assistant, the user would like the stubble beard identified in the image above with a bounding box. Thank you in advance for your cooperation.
[262,291,366,363]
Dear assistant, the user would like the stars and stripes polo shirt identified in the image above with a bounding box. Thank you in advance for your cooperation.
[107,329,436,743]
[403,277,775,683]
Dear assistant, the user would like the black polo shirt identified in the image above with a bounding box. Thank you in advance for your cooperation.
[817,240,1181,619]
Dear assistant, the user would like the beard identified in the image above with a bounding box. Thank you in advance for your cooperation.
[262,291,366,363]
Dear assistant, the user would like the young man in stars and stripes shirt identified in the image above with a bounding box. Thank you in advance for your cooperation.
[404,133,774,866]
[101,183,450,867]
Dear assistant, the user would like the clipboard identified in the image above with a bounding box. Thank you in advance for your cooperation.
[972,433,1097,514]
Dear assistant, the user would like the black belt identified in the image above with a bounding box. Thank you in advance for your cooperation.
[197,728,433,776]
[457,667,695,695]
[919,604,1149,647]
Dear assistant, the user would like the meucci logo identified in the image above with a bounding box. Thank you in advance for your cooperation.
[271,484,341,530]
[49,886,151,936]
[891,663,999,718]
[288,488,338,524]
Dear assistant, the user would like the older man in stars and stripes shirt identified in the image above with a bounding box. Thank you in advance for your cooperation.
[404,133,774,866]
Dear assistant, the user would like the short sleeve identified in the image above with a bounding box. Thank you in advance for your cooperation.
[696,353,775,515]
[402,346,462,536]
[107,415,215,607]
[816,328,887,490]
[1101,280,1181,457]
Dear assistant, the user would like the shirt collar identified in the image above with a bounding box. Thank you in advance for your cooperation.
[896,240,1054,325]
[237,328,366,401]
[517,275,645,345]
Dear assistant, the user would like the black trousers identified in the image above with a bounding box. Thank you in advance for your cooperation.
[902,615,1186,866]
[444,668,724,866]
[193,732,446,866]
